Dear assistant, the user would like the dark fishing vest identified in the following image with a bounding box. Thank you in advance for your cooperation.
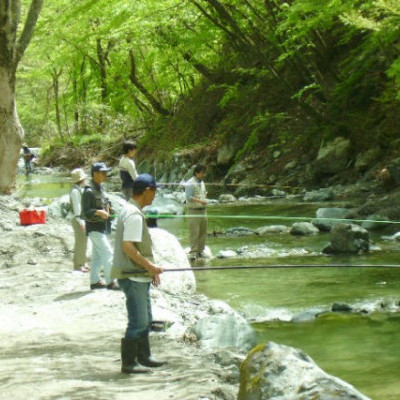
[81,179,111,234]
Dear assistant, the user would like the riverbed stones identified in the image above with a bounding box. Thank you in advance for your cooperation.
[238,342,371,400]
[218,193,237,203]
[256,225,289,235]
[312,207,350,231]
[289,222,319,235]
[361,214,390,230]
[323,223,369,254]
[303,188,335,201]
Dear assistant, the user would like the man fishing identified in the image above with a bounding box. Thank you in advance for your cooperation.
[111,173,166,373]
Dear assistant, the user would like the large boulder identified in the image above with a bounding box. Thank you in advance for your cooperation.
[323,223,369,254]
[150,227,196,295]
[355,148,381,173]
[361,214,390,231]
[303,188,335,202]
[191,305,256,351]
[238,342,370,400]
[312,207,351,231]
[313,137,351,176]
[290,222,319,236]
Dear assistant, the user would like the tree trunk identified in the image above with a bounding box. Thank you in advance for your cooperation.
[0,66,24,194]
[52,68,64,140]
[0,0,44,194]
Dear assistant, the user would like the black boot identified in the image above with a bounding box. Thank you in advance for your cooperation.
[121,338,152,374]
[137,335,167,367]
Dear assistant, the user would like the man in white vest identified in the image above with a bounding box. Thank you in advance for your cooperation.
[111,173,166,374]
[185,164,207,261]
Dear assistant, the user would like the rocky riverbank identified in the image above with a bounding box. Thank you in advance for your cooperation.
[0,192,378,400]
[0,194,245,400]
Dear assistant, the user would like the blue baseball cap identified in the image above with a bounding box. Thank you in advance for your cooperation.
[132,173,160,192]
[91,162,111,174]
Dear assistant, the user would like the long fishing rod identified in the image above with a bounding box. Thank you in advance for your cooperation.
[151,213,400,225]
[123,263,400,274]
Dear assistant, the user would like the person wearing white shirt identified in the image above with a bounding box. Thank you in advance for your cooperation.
[119,141,138,200]
[111,174,166,373]
[185,164,207,261]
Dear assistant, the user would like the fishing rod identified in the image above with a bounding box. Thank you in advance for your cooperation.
[123,263,400,273]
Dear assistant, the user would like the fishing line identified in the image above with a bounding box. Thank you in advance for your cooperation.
[150,213,400,225]
[123,263,400,274]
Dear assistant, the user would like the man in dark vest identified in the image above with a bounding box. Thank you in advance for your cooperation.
[111,173,166,373]
[81,162,118,290]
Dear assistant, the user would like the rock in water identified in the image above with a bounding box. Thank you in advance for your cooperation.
[238,342,371,400]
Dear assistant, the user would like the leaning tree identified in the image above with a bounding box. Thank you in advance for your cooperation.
[0,0,43,194]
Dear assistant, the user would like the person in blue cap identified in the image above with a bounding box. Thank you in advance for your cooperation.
[81,162,118,290]
[111,173,166,373]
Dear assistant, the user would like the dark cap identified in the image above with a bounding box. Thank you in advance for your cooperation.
[91,162,111,174]
[132,173,160,193]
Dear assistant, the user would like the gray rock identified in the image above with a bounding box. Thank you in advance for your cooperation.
[238,342,370,400]
[191,313,256,351]
[355,149,381,172]
[361,214,390,231]
[313,137,351,175]
[217,249,238,258]
[312,207,350,231]
[290,222,319,236]
[271,189,286,197]
[323,223,369,254]
[304,188,335,202]
[226,227,256,236]
[332,302,353,312]
[218,194,237,203]
[256,225,289,235]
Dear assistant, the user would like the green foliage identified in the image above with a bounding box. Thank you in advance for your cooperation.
[14,0,400,171]
[235,111,289,161]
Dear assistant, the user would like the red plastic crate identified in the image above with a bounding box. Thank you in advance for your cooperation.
[19,209,46,225]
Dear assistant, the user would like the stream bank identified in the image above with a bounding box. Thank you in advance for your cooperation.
[1,191,379,400]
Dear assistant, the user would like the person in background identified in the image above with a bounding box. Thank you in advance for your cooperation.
[111,174,166,374]
[185,164,207,261]
[22,145,34,175]
[81,162,118,290]
[70,168,90,273]
[119,140,138,200]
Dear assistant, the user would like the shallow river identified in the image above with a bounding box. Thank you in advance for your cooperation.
[18,174,400,399]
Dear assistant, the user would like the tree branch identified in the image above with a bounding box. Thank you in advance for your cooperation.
[15,0,43,66]
[128,49,172,117]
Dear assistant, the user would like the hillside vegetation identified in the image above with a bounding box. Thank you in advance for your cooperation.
[18,0,400,188]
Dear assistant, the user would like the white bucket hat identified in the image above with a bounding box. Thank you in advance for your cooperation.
[71,168,87,183]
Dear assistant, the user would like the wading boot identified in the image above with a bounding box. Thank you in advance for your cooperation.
[137,334,167,367]
[121,338,152,374]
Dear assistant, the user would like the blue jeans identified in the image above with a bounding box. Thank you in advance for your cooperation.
[88,231,113,285]
[118,279,152,340]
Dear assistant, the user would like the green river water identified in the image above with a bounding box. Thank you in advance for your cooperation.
[18,174,400,399]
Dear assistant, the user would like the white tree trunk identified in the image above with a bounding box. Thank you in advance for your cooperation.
[0,66,24,194]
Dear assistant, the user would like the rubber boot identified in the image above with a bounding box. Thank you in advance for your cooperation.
[137,334,167,367]
[121,338,152,374]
